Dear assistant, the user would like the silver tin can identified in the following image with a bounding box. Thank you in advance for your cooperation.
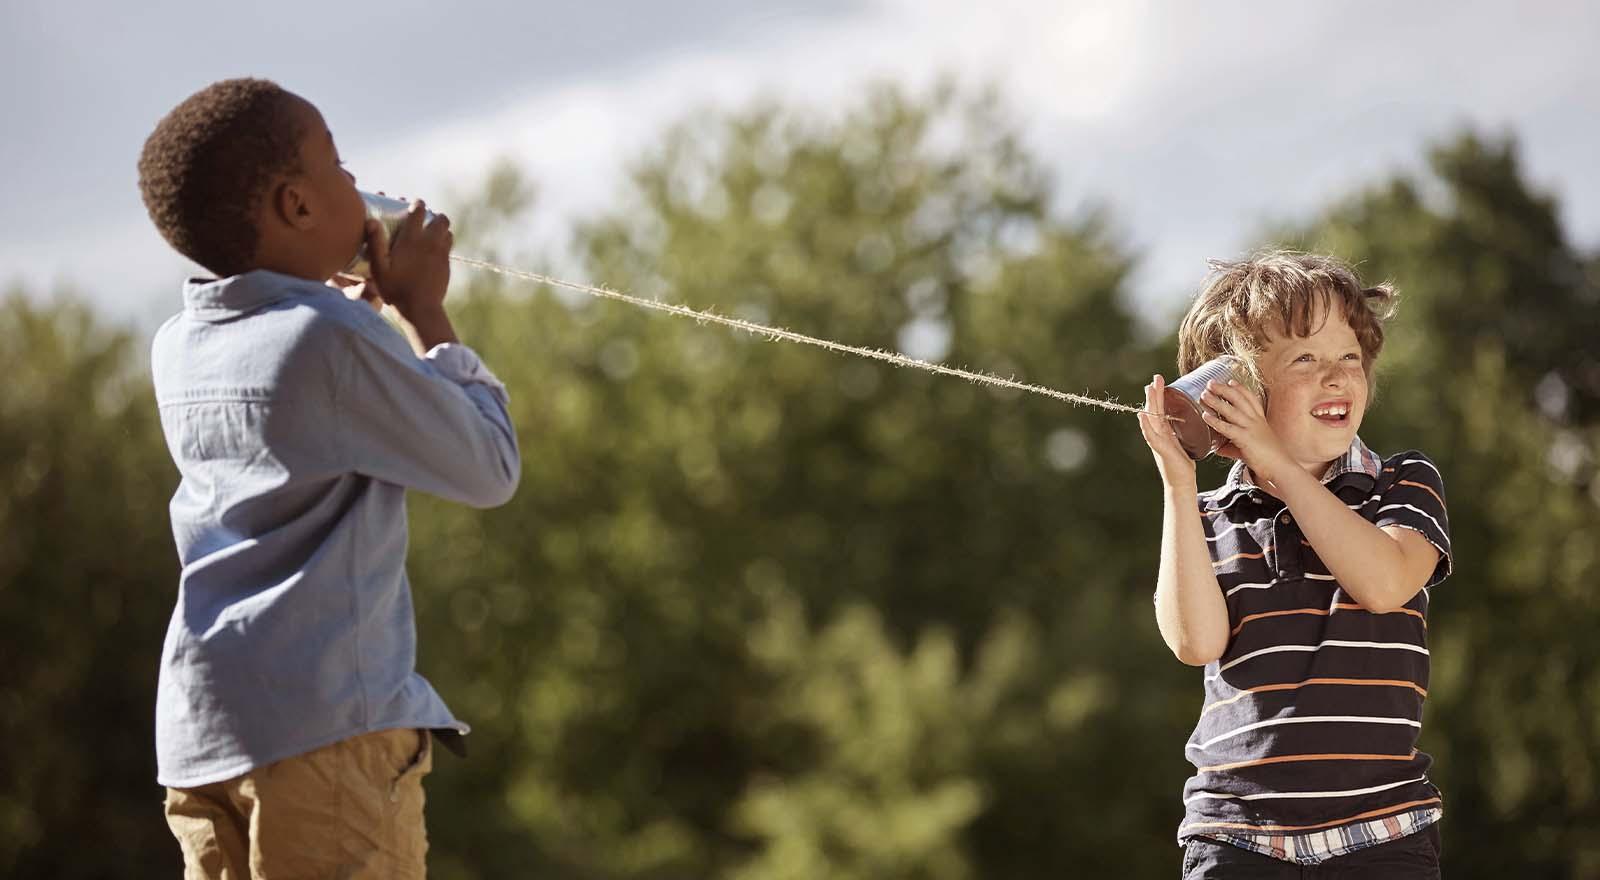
[1161,354,1245,460]
[343,190,436,278]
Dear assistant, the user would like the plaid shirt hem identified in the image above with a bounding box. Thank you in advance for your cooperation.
[1195,807,1442,865]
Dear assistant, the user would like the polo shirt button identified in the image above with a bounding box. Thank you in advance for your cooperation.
[1280,514,1291,524]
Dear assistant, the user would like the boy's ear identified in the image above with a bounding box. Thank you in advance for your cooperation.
[270,179,317,231]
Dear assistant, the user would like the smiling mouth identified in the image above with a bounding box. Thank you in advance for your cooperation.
[1310,401,1353,427]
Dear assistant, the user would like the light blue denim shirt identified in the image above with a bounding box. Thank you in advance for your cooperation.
[151,270,520,787]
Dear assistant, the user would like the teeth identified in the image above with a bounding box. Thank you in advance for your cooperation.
[1312,404,1349,417]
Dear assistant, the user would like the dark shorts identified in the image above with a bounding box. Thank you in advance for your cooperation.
[1181,823,1441,879]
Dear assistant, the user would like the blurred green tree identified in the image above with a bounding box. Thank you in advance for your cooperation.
[0,291,180,877]
[410,83,1184,879]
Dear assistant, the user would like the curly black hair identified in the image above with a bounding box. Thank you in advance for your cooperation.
[138,78,309,277]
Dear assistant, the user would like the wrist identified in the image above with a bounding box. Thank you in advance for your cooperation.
[1267,464,1318,502]
[395,305,458,354]
[394,300,446,324]
[1247,447,1295,489]
[1162,477,1199,500]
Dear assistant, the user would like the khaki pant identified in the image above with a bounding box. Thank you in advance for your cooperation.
[164,728,432,880]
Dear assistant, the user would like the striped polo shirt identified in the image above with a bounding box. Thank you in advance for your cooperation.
[1176,438,1452,854]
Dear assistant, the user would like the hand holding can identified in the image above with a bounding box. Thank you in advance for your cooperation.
[359,195,452,318]
[1140,374,1199,490]
[343,191,440,279]
[1161,355,1245,459]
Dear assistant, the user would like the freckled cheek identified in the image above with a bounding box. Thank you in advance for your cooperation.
[1264,379,1312,416]
[1264,392,1314,435]
[1348,372,1370,412]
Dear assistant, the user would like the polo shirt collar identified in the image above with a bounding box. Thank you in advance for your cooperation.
[1213,436,1381,503]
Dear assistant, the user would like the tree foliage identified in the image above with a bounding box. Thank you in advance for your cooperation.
[0,292,177,878]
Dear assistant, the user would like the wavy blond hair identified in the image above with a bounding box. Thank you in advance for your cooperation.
[1176,250,1398,392]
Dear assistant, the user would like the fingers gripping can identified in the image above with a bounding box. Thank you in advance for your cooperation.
[344,190,436,278]
[1162,354,1244,460]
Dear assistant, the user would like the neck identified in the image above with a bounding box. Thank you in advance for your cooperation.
[250,246,330,282]
[1300,457,1337,478]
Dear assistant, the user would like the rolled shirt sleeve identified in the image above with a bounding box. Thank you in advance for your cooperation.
[1375,452,1452,588]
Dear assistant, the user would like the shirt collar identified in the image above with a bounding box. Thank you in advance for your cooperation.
[1213,436,1381,503]
[182,270,330,322]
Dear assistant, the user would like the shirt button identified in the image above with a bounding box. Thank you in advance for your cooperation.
[1280,514,1291,525]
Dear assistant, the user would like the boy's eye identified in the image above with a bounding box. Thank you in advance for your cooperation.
[1294,354,1314,363]
[1342,353,1360,361]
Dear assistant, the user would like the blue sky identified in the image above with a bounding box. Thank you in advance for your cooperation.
[5,1,1597,330]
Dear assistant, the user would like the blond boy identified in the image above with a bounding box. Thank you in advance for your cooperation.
[1139,252,1451,877]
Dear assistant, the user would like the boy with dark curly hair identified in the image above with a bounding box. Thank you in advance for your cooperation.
[139,78,520,878]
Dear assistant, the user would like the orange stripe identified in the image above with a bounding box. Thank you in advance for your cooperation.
[1333,602,1426,626]
[1213,549,1270,566]
[1383,467,1395,473]
[1197,751,1417,773]
[1202,677,1428,715]
[1397,479,1445,507]
[1228,604,1426,640]
[1229,607,1328,637]
[1180,798,1441,834]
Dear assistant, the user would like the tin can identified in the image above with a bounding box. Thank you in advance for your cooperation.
[1161,354,1245,460]
[343,190,436,278]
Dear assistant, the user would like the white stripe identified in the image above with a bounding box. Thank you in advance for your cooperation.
[1206,518,1268,542]
[1211,644,1318,676]
[1377,503,1446,538]
[1399,458,1442,479]
[1342,494,1380,510]
[1186,715,1422,751]
[1210,638,1428,677]
[1223,572,1334,597]
[1184,776,1428,804]
[1224,581,1277,598]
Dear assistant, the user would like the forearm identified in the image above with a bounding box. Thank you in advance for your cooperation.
[1154,485,1230,665]
[1271,468,1415,612]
